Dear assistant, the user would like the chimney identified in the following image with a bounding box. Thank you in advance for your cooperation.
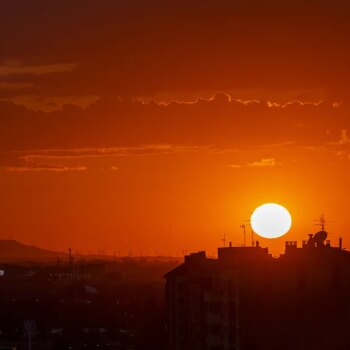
[339,237,343,250]
[229,241,232,247]
[256,241,260,247]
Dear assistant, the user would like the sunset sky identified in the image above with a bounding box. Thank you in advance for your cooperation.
[1,0,350,255]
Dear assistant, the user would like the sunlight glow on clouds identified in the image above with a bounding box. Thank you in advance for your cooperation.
[228,158,277,169]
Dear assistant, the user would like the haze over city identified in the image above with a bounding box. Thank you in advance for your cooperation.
[1,0,350,256]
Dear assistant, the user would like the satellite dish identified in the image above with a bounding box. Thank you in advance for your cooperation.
[308,231,327,247]
[313,231,327,244]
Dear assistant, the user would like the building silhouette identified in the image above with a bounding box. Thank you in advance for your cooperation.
[165,231,350,350]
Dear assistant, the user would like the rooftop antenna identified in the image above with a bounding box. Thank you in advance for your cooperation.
[244,214,255,246]
[240,225,246,247]
[250,226,254,247]
[313,213,330,231]
[222,233,226,247]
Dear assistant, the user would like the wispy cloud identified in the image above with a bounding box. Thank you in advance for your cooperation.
[137,92,261,107]
[327,129,350,147]
[1,94,99,112]
[228,158,277,169]
[248,158,277,167]
[0,63,78,76]
[17,144,203,161]
[266,100,324,108]
[332,102,343,108]
[325,129,350,160]
[211,142,295,155]
[227,164,242,169]
[0,145,203,172]
[338,130,350,145]
[137,93,337,110]
[4,165,87,172]
[0,82,33,90]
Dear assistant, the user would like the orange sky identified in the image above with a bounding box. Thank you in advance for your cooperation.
[1,1,350,256]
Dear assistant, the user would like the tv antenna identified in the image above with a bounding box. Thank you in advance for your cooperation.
[313,213,330,231]
[222,233,226,247]
[250,226,254,247]
[240,225,246,247]
[244,214,255,246]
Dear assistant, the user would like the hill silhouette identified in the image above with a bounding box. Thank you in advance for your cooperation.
[0,240,65,262]
[0,240,181,263]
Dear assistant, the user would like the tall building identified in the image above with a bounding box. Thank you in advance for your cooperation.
[165,232,350,350]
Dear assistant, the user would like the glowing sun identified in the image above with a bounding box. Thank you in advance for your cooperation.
[251,203,292,239]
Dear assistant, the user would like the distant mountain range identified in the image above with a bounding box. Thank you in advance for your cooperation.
[0,240,66,262]
[0,240,181,263]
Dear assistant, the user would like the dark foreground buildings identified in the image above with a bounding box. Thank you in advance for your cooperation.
[165,231,350,350]
[0,258,178,349]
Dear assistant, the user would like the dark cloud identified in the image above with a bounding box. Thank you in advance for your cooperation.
[0,0,349,100]
[1,0,349,168]
[0,95,347,154]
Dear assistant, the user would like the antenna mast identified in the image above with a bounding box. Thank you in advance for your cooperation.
[222,233,226,247]
[313,213,328,231]
[320,213,325,231]
[240,225,246,247]
[244,213,254,246]
[250,226,254,247]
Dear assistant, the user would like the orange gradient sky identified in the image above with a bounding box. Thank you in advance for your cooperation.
[1,0,350,255]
